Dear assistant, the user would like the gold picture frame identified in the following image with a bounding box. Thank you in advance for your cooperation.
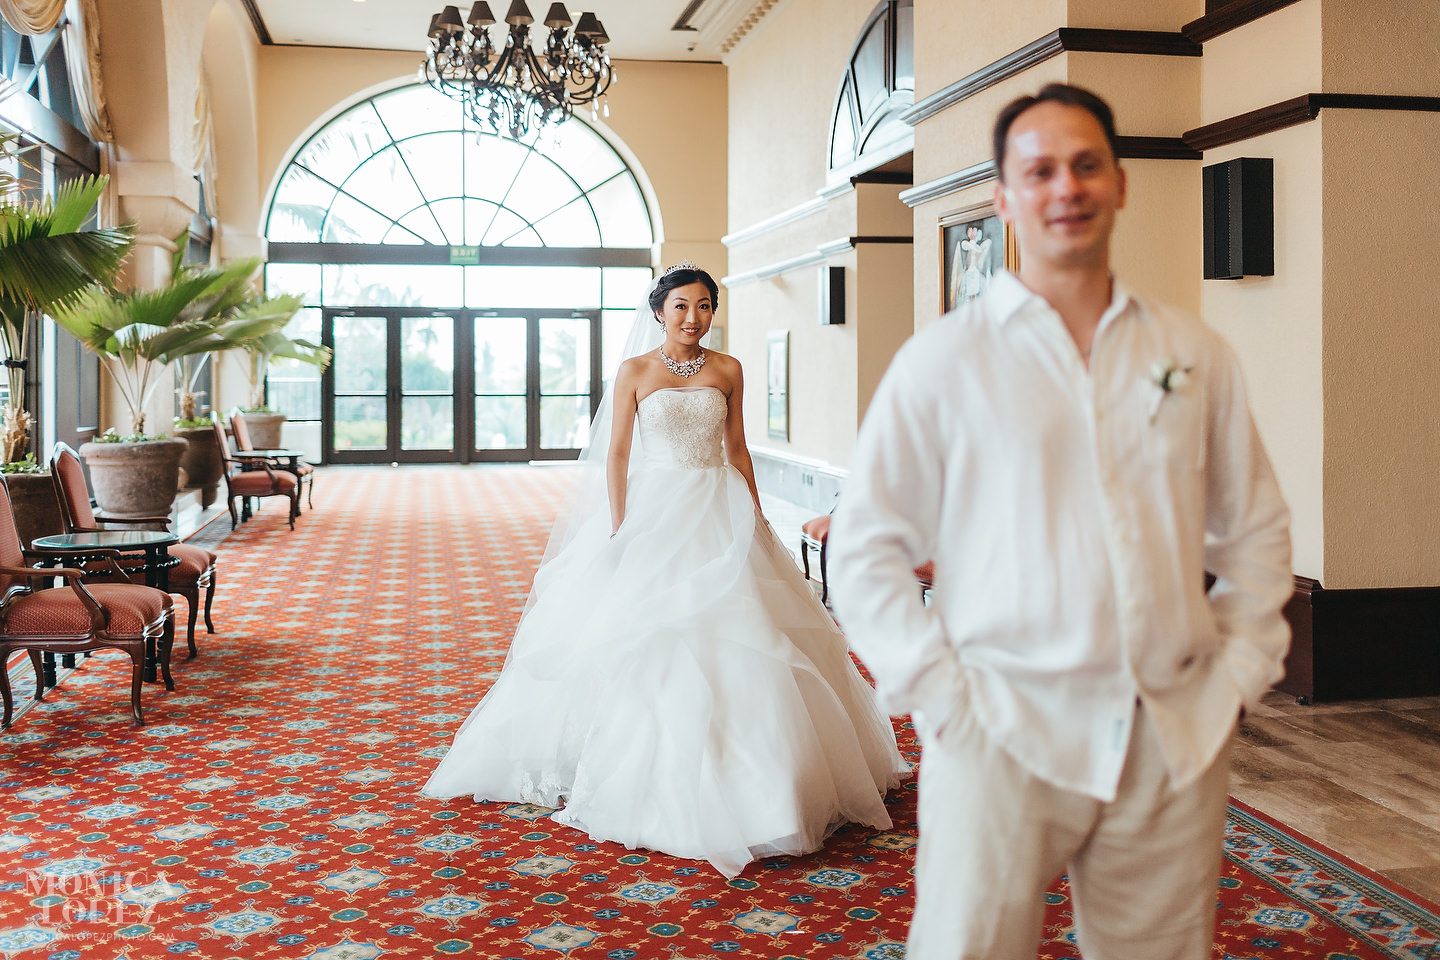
[940,203,1019,313]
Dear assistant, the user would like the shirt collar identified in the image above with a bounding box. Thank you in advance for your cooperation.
[988,270,1137,327]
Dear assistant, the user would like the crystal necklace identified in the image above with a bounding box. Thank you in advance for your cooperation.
[661,346,706,378]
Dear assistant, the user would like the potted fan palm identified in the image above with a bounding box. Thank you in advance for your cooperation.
[49,255,261,518]
[0,169,135,544]
[232,310,330,449]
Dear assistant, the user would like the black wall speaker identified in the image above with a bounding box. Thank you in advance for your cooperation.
[1203,157,1274,280]
[819,266,845,325]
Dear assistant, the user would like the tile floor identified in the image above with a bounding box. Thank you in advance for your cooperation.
[1235,690,1440,904]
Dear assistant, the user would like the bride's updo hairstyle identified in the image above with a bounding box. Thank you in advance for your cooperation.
[649,263,720,319]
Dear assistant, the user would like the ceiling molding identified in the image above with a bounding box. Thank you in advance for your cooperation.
[682,0,787,56]
[1182,0,1304,44]
[239,0,272,45]
[902,28,1200,128]
[1183,93,1440,152]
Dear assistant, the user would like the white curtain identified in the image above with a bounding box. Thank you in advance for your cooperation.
[194,79,218,216]
[61,0,111,142]
[0,0,64,34]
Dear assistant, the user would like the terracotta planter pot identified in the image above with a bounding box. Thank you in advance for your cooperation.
[4,471,64,549]
[175,424,222,508]
[78,437,188,519]
[240,410,287,449]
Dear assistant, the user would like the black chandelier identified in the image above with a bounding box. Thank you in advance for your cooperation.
[423,2,615,140]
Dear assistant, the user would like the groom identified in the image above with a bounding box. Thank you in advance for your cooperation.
[830,84,1293,959]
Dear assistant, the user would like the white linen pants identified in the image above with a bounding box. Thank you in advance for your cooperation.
[908,702,1232,960]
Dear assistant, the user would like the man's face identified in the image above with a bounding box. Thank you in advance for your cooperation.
[994,101,1126,271]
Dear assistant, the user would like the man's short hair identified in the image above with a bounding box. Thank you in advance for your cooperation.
[992,83,1120,181]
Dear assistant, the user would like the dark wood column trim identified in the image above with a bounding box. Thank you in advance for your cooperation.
[1116,136,1203,160]
[1184,93,1440,151]
[901,28,1201,127]
[1183,0,1304,44]
[900,138,1197,208]
[1279,576,1440,703]
[239,0,273,45]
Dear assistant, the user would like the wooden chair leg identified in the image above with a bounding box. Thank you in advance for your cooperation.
[801,538,811,581]
[819,539,829,605]
[158,618,176,692]
[127,644,145,726]
[228,496,238,529]
[28,650,44,705]
[306,474,315,509]
[178,585,199,658]
[1,651,14,728]
[204,573,217,634]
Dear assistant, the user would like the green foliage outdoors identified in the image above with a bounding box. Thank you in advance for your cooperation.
[173,416,214,428]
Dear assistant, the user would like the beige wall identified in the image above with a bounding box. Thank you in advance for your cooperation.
[95,0,263,435]
[1202,122,1325,581]
[1319,110,1440,587]
[725,0,917,466]
[1197,0,1440,587]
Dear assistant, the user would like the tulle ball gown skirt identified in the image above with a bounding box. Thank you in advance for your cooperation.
[423,462,908,878]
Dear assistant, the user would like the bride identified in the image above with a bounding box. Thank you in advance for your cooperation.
[423,262,907,878]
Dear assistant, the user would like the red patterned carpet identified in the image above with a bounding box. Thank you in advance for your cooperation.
[0,465,1436,959]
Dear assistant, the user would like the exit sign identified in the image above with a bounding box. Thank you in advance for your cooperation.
[448,246,480,265]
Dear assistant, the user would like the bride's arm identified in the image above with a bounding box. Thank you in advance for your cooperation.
[607,362,640,534]
[720,357,763,514]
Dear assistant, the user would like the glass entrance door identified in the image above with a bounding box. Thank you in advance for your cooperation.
[323,307,599,463]
[323,309,459,464]
[472,310,600,461]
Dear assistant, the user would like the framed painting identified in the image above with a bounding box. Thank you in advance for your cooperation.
[766,330,788,440]
[940,204,1017,313]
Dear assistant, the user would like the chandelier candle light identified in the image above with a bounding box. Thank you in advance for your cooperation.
[422,2,615,139]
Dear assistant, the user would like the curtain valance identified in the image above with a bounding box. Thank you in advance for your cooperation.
[62,0,111,142]
[0,0,64,35]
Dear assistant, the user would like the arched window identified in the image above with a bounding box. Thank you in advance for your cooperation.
[262,83,656,466]
[267,84,652,249]
[828,0,914,176]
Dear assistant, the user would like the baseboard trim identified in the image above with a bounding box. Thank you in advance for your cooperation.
[1279,576,1440,702]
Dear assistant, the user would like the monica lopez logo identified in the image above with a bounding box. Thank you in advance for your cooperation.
[11,862,185,933]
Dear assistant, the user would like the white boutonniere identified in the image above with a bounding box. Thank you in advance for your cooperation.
[1148,359,1193,424]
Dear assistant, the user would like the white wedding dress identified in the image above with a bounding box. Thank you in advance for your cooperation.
[424,385,908,878]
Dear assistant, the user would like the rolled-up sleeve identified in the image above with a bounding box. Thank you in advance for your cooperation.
[830,345,963,730]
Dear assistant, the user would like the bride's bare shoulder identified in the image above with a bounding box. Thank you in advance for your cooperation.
[617,351,661,380]
[706,350,744,381]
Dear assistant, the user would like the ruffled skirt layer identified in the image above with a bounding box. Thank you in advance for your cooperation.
[423,463,907,878]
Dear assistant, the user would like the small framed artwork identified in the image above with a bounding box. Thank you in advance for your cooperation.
[766,330,788,440]
[940,204,1017,313]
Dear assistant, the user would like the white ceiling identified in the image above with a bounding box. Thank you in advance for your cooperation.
[253,0,739,61]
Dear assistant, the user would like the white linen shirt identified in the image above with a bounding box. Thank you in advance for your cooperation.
[830,271,1292,800]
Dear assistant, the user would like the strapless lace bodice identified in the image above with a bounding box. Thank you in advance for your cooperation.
[637,387,727,470]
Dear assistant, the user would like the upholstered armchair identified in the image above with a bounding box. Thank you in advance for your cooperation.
[0,480,174,727]
[230,410,315,510]
[213,419,298,530]
[50,443,217,658]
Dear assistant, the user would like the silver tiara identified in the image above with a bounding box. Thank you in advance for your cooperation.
[663,260,699,275]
